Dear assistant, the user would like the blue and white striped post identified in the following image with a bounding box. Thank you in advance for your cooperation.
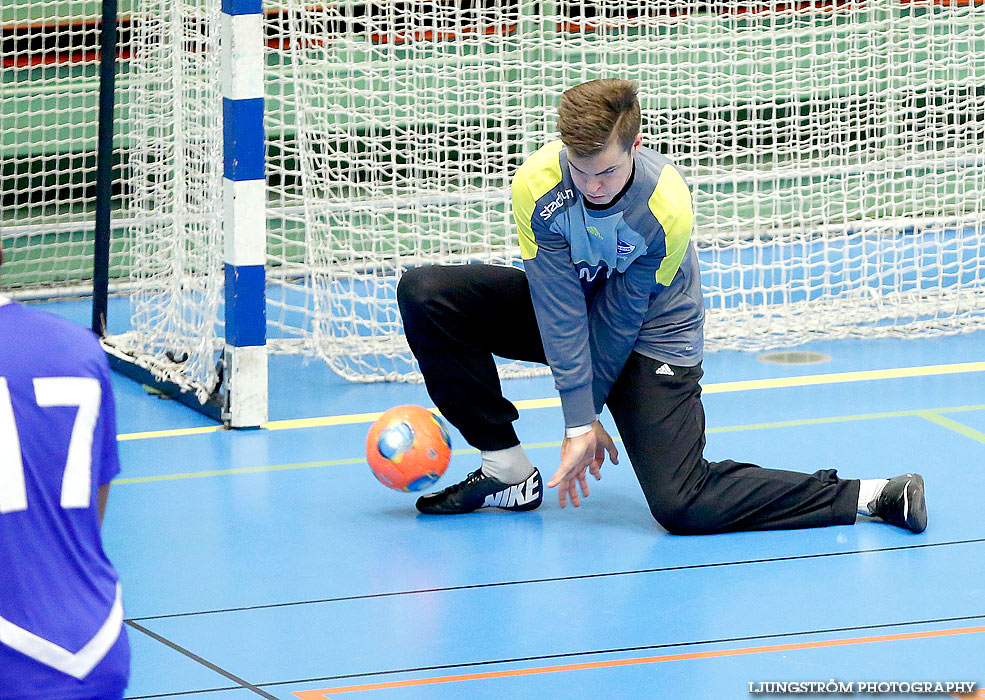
[221,0,267,427]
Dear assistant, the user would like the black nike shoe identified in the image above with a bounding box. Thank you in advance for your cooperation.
[416,468,543,515]
[868,473,927,533]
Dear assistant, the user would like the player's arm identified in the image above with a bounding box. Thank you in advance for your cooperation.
[512,171,596,431]
[587,247,665,409]
[93,346,122,529]
[555,236,690,507]
[513,169,616,506]
[97,484,110,527]
[588,165,693,414]
[522,235,618,506]
[544,254,668,508]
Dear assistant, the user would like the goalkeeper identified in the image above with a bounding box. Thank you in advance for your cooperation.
[397,78,927,534]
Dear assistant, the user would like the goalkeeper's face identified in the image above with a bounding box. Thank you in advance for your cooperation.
[567,133,642,206]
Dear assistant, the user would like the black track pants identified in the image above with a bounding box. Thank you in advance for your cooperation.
[397,263,859,533]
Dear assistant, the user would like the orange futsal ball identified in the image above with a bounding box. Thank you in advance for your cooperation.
[366,405,452,491]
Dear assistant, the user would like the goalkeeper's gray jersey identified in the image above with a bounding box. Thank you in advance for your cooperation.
[512,141,704,428]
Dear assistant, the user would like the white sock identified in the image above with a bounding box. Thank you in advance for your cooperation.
[480,445,535,484]
[857,478,889,515]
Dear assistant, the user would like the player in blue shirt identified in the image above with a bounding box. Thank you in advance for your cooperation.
[0,247,130,699]
[397,79,927,535]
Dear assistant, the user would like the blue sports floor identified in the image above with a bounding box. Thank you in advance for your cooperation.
[36,298,985,699]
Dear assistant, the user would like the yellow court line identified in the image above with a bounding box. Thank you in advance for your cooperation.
[701,361,985,394]
[118,426,224,441]
[916,411,985,445]
[264,410,390,432]
[111,404,985,485]
[261,361,985,432]
[116,361,985,441]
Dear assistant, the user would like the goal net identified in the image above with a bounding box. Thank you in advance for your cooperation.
[2,1,115,293]
[3,0,984,408]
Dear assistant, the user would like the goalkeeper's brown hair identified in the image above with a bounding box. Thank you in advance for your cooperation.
[557,79,641,158]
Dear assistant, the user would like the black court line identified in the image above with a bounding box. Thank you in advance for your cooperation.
[258,613,985,687]
[127,537,985,622]
[127,613,985,696]
[127,688,242,699]
[125,621,278,700]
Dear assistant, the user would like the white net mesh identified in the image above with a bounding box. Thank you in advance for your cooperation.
[1,1,108,289]
[681,2,985,348]
[109,0,225,399]
[264,1,532,380]
[4,0,985,396]
[264,0,985,382]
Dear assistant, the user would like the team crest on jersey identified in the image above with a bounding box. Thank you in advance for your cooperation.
[538,189,575,220]
[617,239,636,257]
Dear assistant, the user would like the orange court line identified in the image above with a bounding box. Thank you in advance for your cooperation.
[951,690,985,699]
[292,624,985,699]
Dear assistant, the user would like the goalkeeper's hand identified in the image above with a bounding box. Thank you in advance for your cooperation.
[547,421,619,508]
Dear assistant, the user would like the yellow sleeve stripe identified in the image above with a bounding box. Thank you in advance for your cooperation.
[650,165,694,286]
[512,141,565,261]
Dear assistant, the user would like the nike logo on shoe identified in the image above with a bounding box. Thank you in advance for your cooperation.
[484,475,540,508]
[655,363,675,376]
[416,468,543,515]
